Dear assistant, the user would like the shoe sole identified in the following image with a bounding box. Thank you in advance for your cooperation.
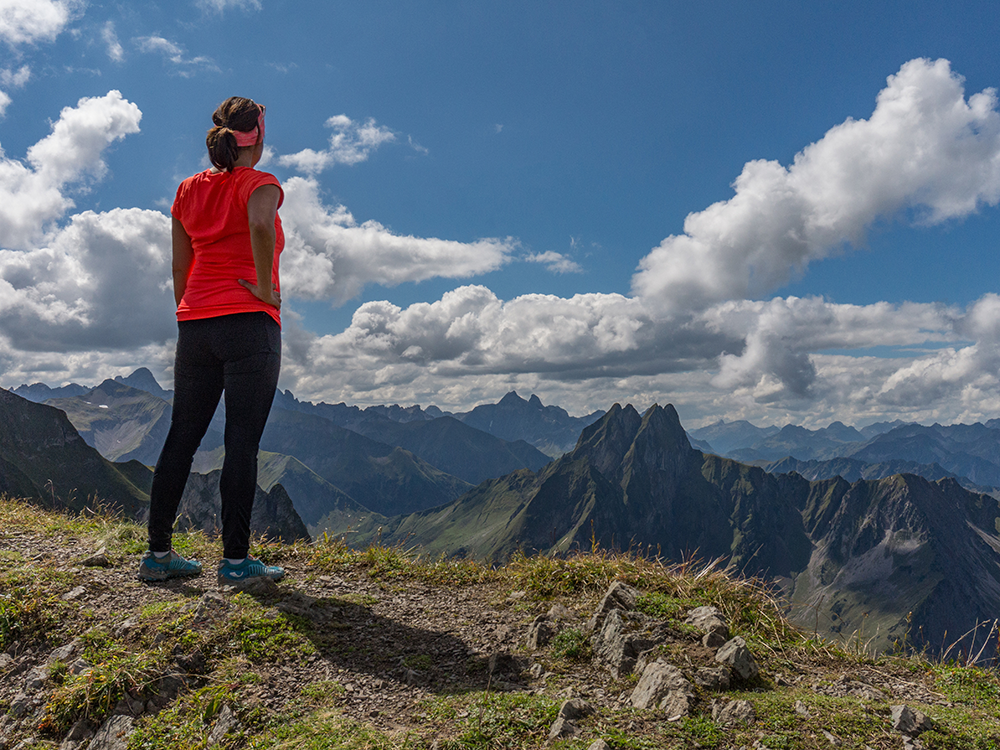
[138,566,202,582]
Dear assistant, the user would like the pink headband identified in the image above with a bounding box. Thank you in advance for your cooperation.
[233,104,265,147]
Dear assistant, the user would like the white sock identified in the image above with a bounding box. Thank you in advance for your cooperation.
[225,558,245,565]
[152,550,171,558]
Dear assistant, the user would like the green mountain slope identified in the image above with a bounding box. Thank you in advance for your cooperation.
[0,388,148,517]
[259,408,471,517]
[347,415,552,484]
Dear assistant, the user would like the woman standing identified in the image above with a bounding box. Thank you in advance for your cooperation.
[139,96,285,585]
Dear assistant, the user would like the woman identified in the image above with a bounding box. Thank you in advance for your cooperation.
[139,96,285,585]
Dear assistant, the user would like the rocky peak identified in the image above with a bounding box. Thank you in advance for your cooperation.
[570,403,643,478]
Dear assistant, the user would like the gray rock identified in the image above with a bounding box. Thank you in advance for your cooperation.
[593,609,637,677]
[207,705,240,746]
[188,592,231,622]
[794,700,811,717]
[47,639,82,666]
[586,581,639,632]
[712,699,756,726]
[61,586,86,601]
[891,705,934,735]
[701,630,728,649]
[630,658,694,716]
[526,617,556,650]
[588,741,613,750]
[9,692,31,718]
[558,698,594,721]
[88,715,134,750]
[685,605,729,639]
[548,716,579,740]
[822,729,843,746]
[60,718,94,748]
[81,547,111,568]
[715,636,759,681]
[24,666,49,692]
[693,666,731,691]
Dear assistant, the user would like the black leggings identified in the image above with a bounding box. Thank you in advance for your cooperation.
[148,312,281,559]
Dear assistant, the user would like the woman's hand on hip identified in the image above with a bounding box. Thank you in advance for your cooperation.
[238,279,281,309]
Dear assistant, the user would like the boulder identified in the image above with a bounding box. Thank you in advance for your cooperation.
[586,581,639,632]
[712,698,756,726]
[630,658,695,718]
[715,636,759,681]
[891,705,934,735]
[88,715,134,750]
[526,616,556,650]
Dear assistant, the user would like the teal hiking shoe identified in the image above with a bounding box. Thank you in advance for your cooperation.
[138,550,203,582]
[217,556,285,585]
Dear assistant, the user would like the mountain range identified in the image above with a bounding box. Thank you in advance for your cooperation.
[9,369,1000,657]
[335,402,1000,657]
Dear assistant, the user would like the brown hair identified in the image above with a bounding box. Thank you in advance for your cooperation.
[206,97,261,171]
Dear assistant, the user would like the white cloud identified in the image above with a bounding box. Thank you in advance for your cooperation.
[279,115,397,175]
[633,58,1000,311]
[0,89,10,117]
[0,0,77,46]
[0,208,174,351]
[136,35,219,77]
[196,0,262,13]
[525,251,583,274]
[0,90,141,249]
[0,64,29,87]
[279,177,515,304]
[101,21,123,62]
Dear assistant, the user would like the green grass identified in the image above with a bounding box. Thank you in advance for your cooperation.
[7,495,1000,750]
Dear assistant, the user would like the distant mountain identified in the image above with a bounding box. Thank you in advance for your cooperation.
[455,391,605,457]
[113,367,173,401]
[258,408,471,517]
[850,422,1000,487]
[687,419,780,455]
[347,416,551,485]
[761,456,986,494]
[271,390,447,430]
[0,388,148,517]
[44,381,187,465]
[12,381,89,403]
[193,447,376,535]
[340,402,1000,658]
[726,423,867,462]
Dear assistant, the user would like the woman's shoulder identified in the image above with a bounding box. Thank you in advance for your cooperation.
[233,166,281,186]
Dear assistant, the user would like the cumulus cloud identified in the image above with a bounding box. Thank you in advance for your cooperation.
[136,35,219,76]
[525,251,583,274]
[0,0,77,46]
[633,58,1000,311]
[0,208,174,351]
[279,177,516,304]
[279,115,397,175]
[0,90,141,249]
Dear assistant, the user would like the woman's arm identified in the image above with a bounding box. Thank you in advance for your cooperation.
[239,184,282,309]
[171,217,194,307]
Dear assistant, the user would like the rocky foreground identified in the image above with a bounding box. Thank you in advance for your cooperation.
[1,496,999,749]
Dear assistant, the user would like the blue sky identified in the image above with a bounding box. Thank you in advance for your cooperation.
[2,0,1000,429]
